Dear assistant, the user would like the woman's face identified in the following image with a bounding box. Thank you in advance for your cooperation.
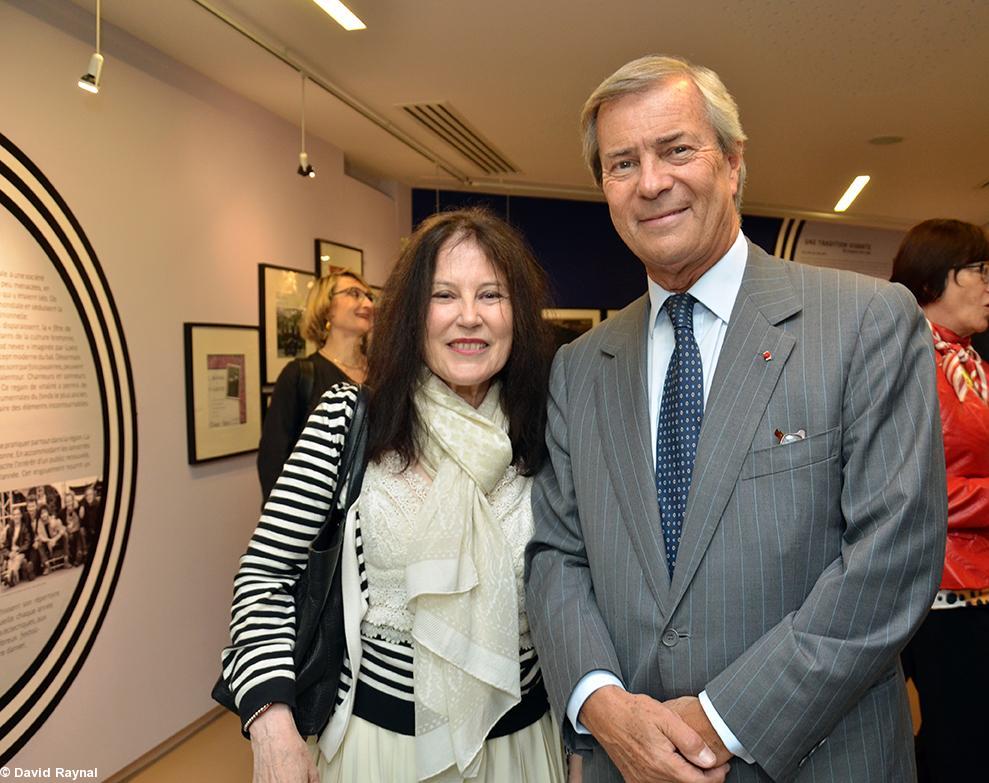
[424,236,513,408]
[327,275,374,338]
[933,264,989,337]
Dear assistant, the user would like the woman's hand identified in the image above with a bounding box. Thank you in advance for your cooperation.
[249,704,319,783]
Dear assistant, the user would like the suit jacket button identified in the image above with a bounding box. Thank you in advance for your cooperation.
[662,629,679,647]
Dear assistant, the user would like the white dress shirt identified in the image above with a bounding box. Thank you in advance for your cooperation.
[565,229,755,765]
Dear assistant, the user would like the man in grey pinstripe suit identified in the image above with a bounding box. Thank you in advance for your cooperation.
[525,55,947,782]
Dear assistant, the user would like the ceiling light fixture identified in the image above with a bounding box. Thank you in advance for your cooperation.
[298,151,315,178]
[310,0,366,31]
[190,1,467,183]
[833,175,870,212]
[297,74,316,178]
[78,0,103,94]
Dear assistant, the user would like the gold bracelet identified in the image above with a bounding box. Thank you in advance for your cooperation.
[244,702,274,732]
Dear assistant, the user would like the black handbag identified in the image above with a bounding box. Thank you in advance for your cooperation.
[212,386,369,737]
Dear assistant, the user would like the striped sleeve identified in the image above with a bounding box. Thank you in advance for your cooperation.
[220,383,359,730]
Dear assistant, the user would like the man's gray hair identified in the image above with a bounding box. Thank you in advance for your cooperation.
[580,55,748,208]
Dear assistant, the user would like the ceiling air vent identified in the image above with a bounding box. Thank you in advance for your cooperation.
[400,102,519,175]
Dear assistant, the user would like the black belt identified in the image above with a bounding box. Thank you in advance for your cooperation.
[352,675,549,738]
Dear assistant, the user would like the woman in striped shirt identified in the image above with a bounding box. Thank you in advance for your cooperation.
[222,208,565,782]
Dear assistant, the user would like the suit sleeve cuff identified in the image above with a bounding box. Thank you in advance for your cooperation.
[699,690,755,764]
[567,671,625,734]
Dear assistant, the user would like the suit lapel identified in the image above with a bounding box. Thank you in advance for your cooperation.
[595,295,671,611]
[669,244,802,607]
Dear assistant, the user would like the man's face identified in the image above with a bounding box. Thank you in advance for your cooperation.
[597,78,741,290]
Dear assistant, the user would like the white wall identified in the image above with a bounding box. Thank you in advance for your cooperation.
[1,0,410,774]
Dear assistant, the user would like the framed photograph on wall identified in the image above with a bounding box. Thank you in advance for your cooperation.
[542,308,601,348]
[259,263,316,385]
[184,323,262,464]
[315,239,363,279]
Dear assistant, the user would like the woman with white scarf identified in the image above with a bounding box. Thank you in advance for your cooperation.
[223,208,565,782]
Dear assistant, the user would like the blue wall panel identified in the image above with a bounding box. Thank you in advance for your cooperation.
[412,189,784,310]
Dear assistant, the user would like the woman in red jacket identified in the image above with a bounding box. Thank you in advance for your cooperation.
[891,218,989,782]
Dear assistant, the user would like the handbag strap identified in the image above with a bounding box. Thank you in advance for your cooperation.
[327,386,369,515]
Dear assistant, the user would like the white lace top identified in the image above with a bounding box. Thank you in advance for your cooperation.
[357,451,533,648]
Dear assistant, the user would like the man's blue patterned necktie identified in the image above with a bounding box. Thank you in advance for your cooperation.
[656,293,704,578]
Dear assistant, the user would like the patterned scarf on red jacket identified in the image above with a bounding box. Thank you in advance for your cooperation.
[929,320,989,403]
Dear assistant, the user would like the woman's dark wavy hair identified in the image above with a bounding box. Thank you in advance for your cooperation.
[366,207,554,476]
[890,218,989,306]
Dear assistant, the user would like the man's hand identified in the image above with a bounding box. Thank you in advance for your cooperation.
[579,686,730,782]
[248,704,318,783]
[666,696,733,766]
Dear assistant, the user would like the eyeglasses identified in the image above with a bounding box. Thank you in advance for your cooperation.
[333,287,375,303]
[957,262,989,284]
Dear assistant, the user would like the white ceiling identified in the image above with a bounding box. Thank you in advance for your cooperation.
[69,0,989,227]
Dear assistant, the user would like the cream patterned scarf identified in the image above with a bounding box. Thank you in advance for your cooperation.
[405,374,520,782]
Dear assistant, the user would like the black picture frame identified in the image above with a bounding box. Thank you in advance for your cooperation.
[314,239,363,279]
[184,322,262,464]
[259,263,316,385]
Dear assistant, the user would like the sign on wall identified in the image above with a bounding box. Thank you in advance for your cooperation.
[0,132,136,763]
[776,218,905,279]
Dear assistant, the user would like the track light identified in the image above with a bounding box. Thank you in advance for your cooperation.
[298,151,316,178]
[78,53,104,94]
[297,74,316,178]
[78,0,103,94]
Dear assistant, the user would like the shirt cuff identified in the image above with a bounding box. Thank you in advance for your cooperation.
[566,670,625,734]
[699,690,755,764]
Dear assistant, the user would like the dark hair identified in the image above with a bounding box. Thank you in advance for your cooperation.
[890,219,989,305]
[366,207,553,475]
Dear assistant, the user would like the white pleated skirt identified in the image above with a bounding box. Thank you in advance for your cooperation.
[310,712,566,783]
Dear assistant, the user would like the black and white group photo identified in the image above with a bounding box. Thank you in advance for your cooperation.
[0,480,104,589]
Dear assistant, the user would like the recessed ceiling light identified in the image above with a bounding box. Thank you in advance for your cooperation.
[834,175,871,212]
[311,0,366,31]
[868,136,904,146]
